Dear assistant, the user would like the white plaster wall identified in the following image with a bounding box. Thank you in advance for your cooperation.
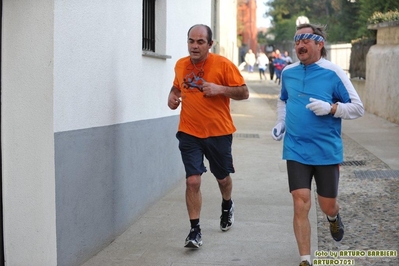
[165,0,212,62]
[1,0,57,265]
[216,0,239,65]
[54,0,212,132]
[1,0,213,264]
[366,45,399,124]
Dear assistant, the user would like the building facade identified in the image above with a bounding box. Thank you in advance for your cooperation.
[0,0,238,265]
[237,0,258,61]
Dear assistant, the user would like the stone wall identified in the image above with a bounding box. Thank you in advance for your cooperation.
[349,39,375,79]
[351,21,399,125]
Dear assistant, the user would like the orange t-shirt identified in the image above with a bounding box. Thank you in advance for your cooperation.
[173,53,245,138]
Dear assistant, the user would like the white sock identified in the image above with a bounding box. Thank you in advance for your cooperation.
[328,215,337,221]
[301,255,311,263]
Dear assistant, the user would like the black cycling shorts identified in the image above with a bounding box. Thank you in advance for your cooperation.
[287,160,339,198]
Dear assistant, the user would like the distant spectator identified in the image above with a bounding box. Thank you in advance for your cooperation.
[268,52,276,81]
[273,53,286,85]
[244,49,256,73]
[257,51,268,80]
[283,51,293,65]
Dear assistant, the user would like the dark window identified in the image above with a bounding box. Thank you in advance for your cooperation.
[142,0,155,52]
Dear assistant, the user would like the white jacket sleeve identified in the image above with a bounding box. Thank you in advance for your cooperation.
[333,85,364,120]
[276,98,286,123]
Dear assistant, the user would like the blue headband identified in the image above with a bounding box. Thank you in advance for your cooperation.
[294,33,324,42]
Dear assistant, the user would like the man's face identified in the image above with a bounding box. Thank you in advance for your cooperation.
[187,26,211,64]
[294,27,323,65]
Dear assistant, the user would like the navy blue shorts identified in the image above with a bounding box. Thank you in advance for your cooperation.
[287,160,339,198]
[176,132,235,179]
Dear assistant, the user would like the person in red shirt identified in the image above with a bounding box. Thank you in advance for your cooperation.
[168,24,249,248]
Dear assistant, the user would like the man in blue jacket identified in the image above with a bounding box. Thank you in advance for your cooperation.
[271,23,364,266]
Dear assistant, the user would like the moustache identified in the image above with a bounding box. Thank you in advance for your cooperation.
[298,47,308,54]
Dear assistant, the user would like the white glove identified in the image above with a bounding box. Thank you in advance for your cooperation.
[271,122,285,141]
[306,97,331,116]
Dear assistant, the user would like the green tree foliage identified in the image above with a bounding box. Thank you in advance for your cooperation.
[326,0,360,42]
[356,0,399,37]
[263,0,399,43]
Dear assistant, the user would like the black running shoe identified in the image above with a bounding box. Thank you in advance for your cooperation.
[328,213,344,241]
[299,260,312,266]
[220,200,235,231]
[184,227,202,248]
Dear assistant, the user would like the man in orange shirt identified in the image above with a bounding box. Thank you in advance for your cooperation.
[168,24,249,248]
